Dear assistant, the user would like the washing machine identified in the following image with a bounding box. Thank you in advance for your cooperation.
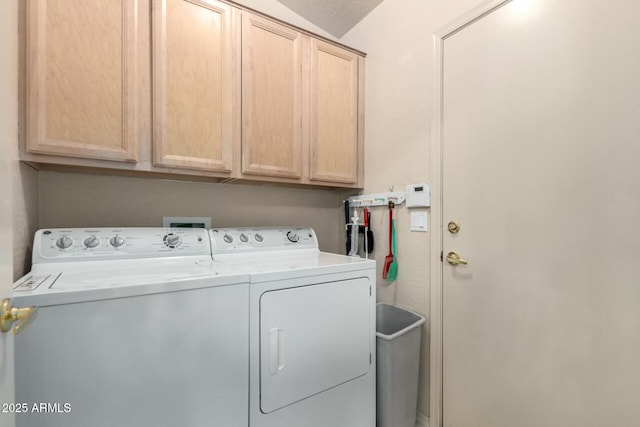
[210,227,376,427]
[11,228,250,427]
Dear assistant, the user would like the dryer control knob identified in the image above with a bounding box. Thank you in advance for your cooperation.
[239,233,249,243]
[84,235,100,248]
[164,234,180,246]
[110,235,125,248]
[56,235,73,249]
[254,233,264,243]
[287,231,299,243]
[223,234,234,244]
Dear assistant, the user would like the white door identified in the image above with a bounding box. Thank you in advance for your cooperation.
[439,0,640,426]
[0,0,17,425]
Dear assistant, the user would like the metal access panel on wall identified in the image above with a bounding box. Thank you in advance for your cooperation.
[162,216,211,228]
[259,278,371,414]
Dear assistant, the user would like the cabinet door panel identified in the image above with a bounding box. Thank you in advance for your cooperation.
[27,0,138,162]
[310,40,361,184]
[153,0,237,172]
[241,13,304,179]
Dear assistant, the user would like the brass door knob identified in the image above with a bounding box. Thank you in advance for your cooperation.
[0,298,38,334]
[448,221,460,234]
[446,252,469,266]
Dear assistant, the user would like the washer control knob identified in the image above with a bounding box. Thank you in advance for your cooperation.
[254,233,264,243]
[286,231,299,243]
[164,234,180,246]
[84,235,100,248]
[223,234,234,244]
[239,233,249,243]
[110,235,125,248]
[56,235,73,249]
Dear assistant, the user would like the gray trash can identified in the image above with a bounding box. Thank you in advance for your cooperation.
[376,303,426,427]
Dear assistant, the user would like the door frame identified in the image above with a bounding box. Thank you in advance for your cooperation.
[0,0,18,424]
[429,1,512,426]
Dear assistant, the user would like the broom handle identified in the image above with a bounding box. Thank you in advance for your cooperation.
[392,219,396,259]
[388,207,393,255]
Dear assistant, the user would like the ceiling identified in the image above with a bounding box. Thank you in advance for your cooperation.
[275,0,384,38]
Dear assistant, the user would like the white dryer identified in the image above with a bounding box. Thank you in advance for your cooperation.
[210,227,376,427]
[12,228,250,427]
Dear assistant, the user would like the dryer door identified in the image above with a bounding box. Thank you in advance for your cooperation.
[259,277,372,413]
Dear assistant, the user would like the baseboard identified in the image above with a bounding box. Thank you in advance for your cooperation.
[416,411,429,427]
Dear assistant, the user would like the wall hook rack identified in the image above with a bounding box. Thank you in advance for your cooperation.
[346,191,406,208]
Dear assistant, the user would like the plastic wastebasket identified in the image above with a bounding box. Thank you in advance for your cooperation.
[376,303,426,427]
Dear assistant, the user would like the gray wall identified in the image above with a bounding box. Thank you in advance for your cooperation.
[12,163,39,279]
[38,171,352,254]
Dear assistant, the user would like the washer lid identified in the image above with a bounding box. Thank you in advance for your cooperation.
[52,261,216,289]
[13,258,250,307]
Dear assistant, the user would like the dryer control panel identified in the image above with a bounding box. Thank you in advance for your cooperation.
[33,228,210,263]
[210,227,318,254]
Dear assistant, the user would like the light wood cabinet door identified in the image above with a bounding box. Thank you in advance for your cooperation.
[241,13,306,179]
[26,0,139,162]
[309,40,363,185]
[153,0,238,173]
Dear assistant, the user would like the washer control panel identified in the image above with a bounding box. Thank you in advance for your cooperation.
[210,227,318,254]
[34,228,210,263]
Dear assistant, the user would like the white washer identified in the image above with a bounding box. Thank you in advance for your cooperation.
[12,228,250,427]
[210,227,376,427]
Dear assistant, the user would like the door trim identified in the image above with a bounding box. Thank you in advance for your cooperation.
[429,1,512,426]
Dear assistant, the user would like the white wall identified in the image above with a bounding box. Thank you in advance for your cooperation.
[341,0,488,417]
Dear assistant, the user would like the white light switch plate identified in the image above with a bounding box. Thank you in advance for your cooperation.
[410,211,428,232]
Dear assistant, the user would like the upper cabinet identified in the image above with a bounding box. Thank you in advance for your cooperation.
[22,0,365,188]
[26,0,139,162]
[240,13,364,186]
[241,13,305,179]
[309,40,363,185]
[152,0,238,173]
